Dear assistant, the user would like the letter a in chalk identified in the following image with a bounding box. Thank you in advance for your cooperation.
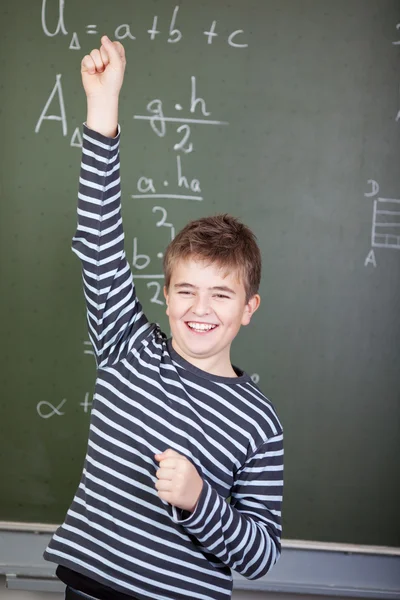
[364,250,377,268]
[35,74,67,136]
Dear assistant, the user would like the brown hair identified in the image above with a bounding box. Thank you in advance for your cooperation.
[163,214,261,302]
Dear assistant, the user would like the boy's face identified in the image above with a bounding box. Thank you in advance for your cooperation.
[163,258,260,375]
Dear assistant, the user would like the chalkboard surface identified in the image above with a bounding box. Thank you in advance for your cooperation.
[1,0,399,547]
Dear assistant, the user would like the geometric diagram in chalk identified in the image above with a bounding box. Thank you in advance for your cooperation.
[371,197,400,250]
[364,180,400,268]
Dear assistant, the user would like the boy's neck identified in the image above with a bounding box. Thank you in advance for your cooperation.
[171,338,238,378]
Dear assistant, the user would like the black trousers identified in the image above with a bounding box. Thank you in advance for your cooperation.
[65,587,100,600]
[65,585,140,600]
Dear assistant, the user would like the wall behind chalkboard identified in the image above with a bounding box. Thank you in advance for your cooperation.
[0,0,399,546]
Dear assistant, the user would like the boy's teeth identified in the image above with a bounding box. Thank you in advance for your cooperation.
[187,322,216,331]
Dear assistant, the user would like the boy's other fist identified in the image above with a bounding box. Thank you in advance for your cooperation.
[155,449,204,513]
[81,35,126,99]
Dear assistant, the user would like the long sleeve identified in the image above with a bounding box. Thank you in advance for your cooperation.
[72,125,151,368]
[172,432,284,579]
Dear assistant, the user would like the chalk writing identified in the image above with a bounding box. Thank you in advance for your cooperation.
[364,180,400,267]
[167,5,181,44]
[36,393,96,418]
[36,0,253,421]
[364,29,400,265]
[83,340,95,358]
[37,398,67,419]
[133,155,202,202]
[41,0,67,37]
[35,74,67,136]
[174,125,193,154]
[147,282,165,305]
[69,32,80,50]
[132,208,175,295]
[80,392,93,413]
[371,197,400,250]
[364,179,379,198]
[115,24,136,41]
[71,127,83,147]
[152,206,175,241]
[132,238,151,271]
[41,1,248,49]
[134,76,228,153]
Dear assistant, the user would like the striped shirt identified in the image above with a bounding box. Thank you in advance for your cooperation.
[43,125,284,600]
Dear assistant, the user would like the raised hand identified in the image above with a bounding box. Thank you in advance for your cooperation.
[81,36,126,137]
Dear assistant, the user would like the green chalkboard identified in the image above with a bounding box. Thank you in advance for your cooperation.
[1,0,399,547]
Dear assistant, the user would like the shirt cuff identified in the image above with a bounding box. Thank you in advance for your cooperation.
[170,480,212,527]
[83,122,121,142]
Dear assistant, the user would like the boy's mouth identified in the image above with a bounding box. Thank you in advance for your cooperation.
[185,321,218,333]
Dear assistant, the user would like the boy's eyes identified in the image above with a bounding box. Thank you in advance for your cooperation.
[177,291,230,299]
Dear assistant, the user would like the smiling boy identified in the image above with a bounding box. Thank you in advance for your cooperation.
[44,37,284,600]
[164,225,261,377]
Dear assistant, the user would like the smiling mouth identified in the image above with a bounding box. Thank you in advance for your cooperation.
[185,321,218,333]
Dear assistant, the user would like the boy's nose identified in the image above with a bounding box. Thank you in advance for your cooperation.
[192,295,211,316]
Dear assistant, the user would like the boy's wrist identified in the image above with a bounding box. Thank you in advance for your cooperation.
[86,96,119,138]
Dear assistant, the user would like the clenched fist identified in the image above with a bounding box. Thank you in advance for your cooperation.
[155,449,203,513]
[81,35,126,99]
[81,36,126,138]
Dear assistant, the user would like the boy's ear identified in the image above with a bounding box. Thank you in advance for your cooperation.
[163,286,169,315]
[241,294,261,326]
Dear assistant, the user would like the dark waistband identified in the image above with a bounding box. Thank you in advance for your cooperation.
[65,587,100,600]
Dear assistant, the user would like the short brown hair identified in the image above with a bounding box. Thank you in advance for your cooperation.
[163,214,261,302]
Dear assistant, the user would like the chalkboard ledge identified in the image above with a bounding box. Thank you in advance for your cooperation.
[0,529,399,598]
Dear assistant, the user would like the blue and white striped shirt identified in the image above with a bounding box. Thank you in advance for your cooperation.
[44,125,284,600]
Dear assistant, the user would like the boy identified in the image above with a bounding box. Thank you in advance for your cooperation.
[44,36,284,600]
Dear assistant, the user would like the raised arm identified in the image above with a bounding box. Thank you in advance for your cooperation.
[72,37,151,368]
